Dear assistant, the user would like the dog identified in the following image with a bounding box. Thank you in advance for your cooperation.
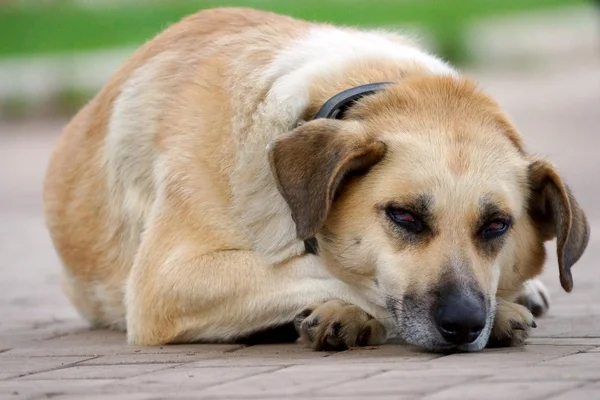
[43,8,590,352]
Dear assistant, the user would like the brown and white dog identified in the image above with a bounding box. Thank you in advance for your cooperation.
[43,8,590,352]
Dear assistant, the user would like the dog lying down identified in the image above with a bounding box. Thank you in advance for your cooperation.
[43,8,590,352]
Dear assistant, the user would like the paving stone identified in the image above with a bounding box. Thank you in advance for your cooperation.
[479,366,600,382]
[52,395,409,400]
[316,368,490,396]
[421,381,583,400]
[287,397,412,400]
[78,351,234,366]
[193,364,390,397]
[0,320,87,349]
[546,382,600,400]
[47,395,158,400]
[0,379,115,400]
[531,315,600,339]
[527,338,600,346]
[425,345,595,368]
[0,355,94,380]
[223,344,331,359]
[186,344,441,368]
[325,344,442,364]
[5,335,243,358]
[16,363,177,380]
[184,344,333,367]
[93,366,278,395]
[4,345,142,358]
[588,347,600,353]
[50,396,155,400]
[0,331,62,350]
[541,352,600,367]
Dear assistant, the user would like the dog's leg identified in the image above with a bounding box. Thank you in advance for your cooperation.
[515,278,551,317]
[125,229,387,346]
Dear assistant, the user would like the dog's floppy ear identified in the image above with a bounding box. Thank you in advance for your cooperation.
[268,119,386,240]
[527,158,590,292]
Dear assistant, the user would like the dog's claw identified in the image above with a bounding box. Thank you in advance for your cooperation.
[511,321,527,331]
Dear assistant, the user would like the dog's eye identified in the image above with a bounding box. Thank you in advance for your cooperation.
[481,219,511,240]
[386,207,424,233]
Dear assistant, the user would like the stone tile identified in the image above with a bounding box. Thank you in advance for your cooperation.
[421,381,582,400]
[48,395,157,400]
[225,344,331,359]
[0,331,49,350]
[588,347,600,353]
[78,352,227,366]
[17,363,176,380]
[480,366,600,382]
[40,329,129,346]
[0,355,94,380]
[187,344,440,368]
[54,395,408,400]
[5,336,243,358]
[541,352,600,367]
[316,368,490,396]
[4,345,138,358]
[325,344,442,364]
[120,343,244,356]
[0,379,115,400]
[547,382,600,400]
[0,320,85,349]
[96,366,278,395]
[0,329,130,357]
[527,338,600,346]
[284,397,412,400]
[192,364,396,397]
[531,315,600,339]
[185,344,333,367]
[282,397,415,400]
[426,345,595,368]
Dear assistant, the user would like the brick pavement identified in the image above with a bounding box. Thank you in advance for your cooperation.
[1,57,599,399]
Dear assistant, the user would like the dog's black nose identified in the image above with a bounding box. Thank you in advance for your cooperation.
[435,290,486,346]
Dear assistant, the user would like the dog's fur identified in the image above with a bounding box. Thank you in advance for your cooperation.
[44,8,590,352]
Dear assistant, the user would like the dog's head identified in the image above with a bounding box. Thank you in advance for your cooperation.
[268,75,589,352]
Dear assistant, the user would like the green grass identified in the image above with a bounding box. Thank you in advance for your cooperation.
[0,0,588,63]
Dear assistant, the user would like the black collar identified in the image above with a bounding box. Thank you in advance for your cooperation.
[303,82,394,255]
[312,82,394,120]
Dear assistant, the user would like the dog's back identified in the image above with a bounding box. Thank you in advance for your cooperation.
[43,8,309,329]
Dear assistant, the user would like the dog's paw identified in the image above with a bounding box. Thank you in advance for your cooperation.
[516,278,551,318]
[487,297,536,348]
[294,300,387,351]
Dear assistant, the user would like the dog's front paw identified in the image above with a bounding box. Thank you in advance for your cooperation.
[294,300,387,351]
[487,297,535,348]
[516,278,551,317]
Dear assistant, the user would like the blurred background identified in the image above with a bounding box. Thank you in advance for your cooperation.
[0,0,597,120]
[0,1,599,333]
